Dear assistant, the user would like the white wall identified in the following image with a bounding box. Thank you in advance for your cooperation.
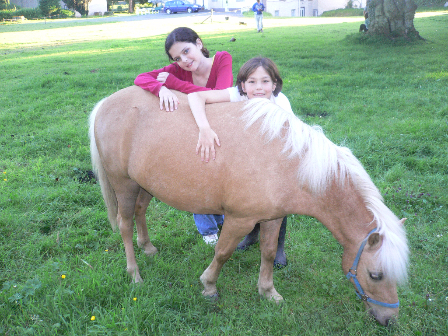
[88,0,107,15]
[206,0,254,11]
[207,0,349,16]
[266,0,349,17]
[317,0,348,15]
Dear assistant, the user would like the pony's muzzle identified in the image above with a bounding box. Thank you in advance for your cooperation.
[366,303,399,326]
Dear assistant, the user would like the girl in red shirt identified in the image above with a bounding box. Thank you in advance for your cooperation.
[135,27,233,112]
[134,27,233,245]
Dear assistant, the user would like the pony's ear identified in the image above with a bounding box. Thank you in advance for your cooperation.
[368,232,380,248]
[399,218,407,226]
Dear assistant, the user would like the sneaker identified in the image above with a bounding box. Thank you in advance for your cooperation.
[203,234,218,245]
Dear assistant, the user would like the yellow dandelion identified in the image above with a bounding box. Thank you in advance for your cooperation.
[3,179,6,181]
[2,171,5,174]
[91,316,96,321]
[133,297,137,301]
[105,249,108,252]
[61,274,66,279]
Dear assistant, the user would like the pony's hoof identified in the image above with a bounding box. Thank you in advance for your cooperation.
[206,293,219,302]
[144,246,158,257]
[268,294,284,304]
[131,273,144,283]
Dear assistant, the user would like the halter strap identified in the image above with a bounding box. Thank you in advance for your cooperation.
[346,228,400,309]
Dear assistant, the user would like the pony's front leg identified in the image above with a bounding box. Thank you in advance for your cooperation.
[200,217,254,298]
[135,188,158,256]
[258,218,283,303]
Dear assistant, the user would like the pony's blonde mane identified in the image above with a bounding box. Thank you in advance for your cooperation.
[242,99,409,284]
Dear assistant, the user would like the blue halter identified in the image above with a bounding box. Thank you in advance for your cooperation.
[346,228,400,309]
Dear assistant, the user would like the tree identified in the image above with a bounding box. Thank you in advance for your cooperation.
[0,0,10,9]
[39,0,61,16]
[366,0,422,39]
[62,0,92,16]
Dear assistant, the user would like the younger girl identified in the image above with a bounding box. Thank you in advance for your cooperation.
[187,57,290,267]
[134,27,234,245]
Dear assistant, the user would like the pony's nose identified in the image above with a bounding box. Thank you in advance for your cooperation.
[384,316,398,327]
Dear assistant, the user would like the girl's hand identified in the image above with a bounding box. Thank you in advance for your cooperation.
[196,127,221,162]
[156,72,170,83]
[158,86,179,111]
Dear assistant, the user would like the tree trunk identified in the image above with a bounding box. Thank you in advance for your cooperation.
[367,0,422,39]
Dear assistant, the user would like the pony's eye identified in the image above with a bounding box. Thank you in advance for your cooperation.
[369,272,383,281]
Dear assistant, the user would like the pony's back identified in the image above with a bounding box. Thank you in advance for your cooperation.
[93,86,298,219]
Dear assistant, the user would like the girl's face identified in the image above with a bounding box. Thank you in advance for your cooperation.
[168,39,205,72]
[241,66,276,100]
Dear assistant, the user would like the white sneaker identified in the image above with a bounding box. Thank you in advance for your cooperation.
[203,234,218,246]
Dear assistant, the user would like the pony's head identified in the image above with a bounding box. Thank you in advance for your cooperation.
[342,218,407,326]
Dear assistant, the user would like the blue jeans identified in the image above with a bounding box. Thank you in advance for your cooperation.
[255,14,263,31]
[194,214,224,236]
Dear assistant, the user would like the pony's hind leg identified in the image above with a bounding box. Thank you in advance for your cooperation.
[200,217,255,298]
[135,188,158,256]
[115,180,144,283]
[258,218,283,303]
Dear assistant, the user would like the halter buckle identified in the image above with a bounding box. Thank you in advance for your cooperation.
[348,267,357,276]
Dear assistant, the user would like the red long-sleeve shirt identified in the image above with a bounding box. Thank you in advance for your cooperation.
[134,51,233,95]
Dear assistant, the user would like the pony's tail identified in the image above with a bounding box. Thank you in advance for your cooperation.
[89,99,119,231]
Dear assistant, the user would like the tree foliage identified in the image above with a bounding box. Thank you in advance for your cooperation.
[0,0,11,10]
[39,0,60,16]
[62,0,92,16]
[366,0,422,39]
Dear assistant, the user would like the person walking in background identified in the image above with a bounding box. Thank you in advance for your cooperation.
[252,0,265,33]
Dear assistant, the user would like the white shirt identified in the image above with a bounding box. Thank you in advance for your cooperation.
[226,86,293,114]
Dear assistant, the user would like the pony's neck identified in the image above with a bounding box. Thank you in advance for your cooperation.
[309,181,376,251]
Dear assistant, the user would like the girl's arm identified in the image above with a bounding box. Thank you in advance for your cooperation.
[135,64,183,111]
[188,89,231,162]
[134,64,180,95]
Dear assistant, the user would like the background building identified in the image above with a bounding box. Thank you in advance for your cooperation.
[205,0,352,17]
[10,0,107,16]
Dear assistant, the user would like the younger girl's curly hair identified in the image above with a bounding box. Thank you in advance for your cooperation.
[236,57,283,97]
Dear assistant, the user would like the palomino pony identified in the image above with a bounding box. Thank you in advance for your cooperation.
[89,86,409,325]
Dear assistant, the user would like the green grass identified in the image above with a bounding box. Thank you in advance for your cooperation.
[321,8,364,17]
[1,14,448,335]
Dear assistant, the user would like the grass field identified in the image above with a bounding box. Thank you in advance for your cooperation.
[1,12,448,335]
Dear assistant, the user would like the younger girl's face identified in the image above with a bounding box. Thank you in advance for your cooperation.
[241,66,276,100]
[168,39,205,72]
